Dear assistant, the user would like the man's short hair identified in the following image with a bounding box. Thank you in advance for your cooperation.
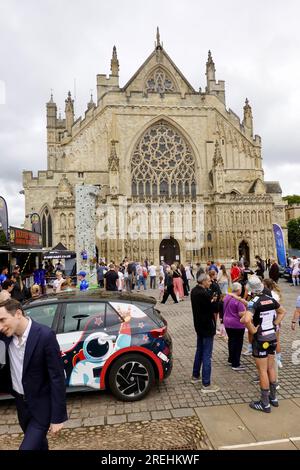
[197,273,209,284]
[0,298,25,316]
[1,280,14,290]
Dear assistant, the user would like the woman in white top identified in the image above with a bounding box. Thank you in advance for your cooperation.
[217,265,230,294]
[148,263,157,289]
[117,268,124,292]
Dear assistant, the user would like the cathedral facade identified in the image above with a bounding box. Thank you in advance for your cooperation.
[23,31,286,265]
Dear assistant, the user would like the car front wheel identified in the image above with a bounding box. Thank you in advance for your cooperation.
[108,353,155,402]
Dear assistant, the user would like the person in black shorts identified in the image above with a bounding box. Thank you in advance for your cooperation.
[243,275,286,413]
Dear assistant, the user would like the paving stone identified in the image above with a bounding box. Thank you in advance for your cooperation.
[151,410,172,420]
[0,425,9,435]
[82,416,105,427]
[106,415,127,425]
[127,412,151,422]
[171,408,195,418]
[65,418,83,428]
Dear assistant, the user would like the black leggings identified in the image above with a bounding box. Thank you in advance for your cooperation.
[161,286,178,303]
[225,328,245,367]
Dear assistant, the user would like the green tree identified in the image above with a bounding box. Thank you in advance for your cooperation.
[287,218,300,249]
[283,194,300,205]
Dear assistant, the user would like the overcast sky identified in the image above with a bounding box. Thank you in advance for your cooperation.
[0,0,299,227]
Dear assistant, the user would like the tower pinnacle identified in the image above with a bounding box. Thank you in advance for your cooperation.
[110,45,119,76]
[243,98,253,137]
[155,26,162,49]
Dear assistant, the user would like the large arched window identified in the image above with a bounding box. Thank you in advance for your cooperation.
[131,121,196,200]
[41,208,52,248]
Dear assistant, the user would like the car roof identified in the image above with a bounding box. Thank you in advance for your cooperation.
[23,288,157,308]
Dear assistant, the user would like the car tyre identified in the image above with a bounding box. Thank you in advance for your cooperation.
[108,353,155,402]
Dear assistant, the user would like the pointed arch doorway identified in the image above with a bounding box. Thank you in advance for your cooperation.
[239,240,250,263]
[159,238,180,265]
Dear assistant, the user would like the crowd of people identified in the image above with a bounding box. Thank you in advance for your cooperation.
[189,255,300,415]
[0,260,79,303]
[1,251,300,453]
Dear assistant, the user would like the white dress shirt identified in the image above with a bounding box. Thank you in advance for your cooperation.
[9,318,32,394]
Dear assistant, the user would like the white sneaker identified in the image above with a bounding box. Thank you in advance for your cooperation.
[190,376,201,384]
[242,349,253,356]
[201,384,220,394]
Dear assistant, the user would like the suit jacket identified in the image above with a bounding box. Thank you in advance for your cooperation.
[0,320,68,427]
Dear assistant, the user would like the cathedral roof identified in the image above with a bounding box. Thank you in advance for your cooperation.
[264,181,282,194]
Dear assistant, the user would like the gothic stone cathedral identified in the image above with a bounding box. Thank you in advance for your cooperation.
[23,31,286,265]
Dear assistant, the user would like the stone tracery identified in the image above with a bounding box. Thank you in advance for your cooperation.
[145,68,176,94]
[131,121,196,200]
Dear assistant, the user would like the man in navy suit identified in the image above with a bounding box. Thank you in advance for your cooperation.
[0,298,67,450]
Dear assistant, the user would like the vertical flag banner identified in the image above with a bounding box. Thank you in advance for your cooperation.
[0,196,9,244]
[272,223,287,267]
[31,213,41,234]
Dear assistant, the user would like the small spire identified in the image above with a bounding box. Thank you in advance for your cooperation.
[243,98,253,135]
[65,91,73,106]
[47,89,55,104]
[244,98,251,110]
[207,50,214,65]
[155,26,162,49]
[87,91,95,110]
[110,45,119,76]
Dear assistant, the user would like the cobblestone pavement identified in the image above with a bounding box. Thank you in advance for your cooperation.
[0,416,212,450]
[0,279,299,449]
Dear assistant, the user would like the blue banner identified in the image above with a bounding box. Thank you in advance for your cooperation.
[0,195,9,244]
[272,223,287,267]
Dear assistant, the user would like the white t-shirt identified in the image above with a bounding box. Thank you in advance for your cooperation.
[149,265,157,277]
[292,260,300,275]
[53,278,64,292]
[117,272,124,291]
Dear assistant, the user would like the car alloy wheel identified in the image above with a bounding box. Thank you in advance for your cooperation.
[109,354,155,401]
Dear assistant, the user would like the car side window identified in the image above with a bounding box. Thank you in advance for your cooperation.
[63,302,106,333]
[25,304,58,330]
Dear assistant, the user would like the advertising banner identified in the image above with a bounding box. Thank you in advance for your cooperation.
[272,223,287,267]
[0,196,9,245]
[9,226,42,249]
